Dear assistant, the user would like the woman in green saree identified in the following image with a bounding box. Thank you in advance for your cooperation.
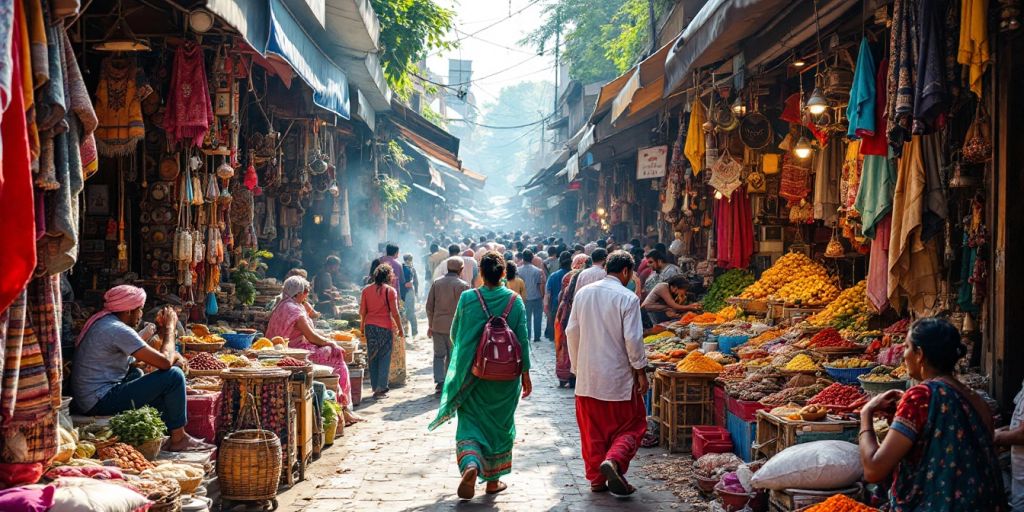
[429,251,532,500]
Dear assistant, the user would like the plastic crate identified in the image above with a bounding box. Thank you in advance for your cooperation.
[728,397,770,422]
[692,426,733,459]
[713,384,727,427]
[726,411,758,462]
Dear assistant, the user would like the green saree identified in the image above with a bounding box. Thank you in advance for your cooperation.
[428,285,531,482]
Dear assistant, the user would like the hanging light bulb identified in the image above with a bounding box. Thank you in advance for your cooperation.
[597,207,606,217]
[794,136,813,159]
[731,96,747,116]
[805,87,828,115]
[793,57,807,67]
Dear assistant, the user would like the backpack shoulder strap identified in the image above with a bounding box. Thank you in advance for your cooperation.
[500,292,518,319]
[474,288,492,318]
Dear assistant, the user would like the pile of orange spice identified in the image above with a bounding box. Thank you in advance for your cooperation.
[676,351,725,373]
[805,494,878,512]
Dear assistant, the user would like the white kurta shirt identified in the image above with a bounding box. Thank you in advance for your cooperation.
[574,264,607,291]
[565,276,648,402]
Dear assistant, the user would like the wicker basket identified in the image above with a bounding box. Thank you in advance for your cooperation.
[858,375,909,395]
[182,341,225,353]
[218,429,282,501]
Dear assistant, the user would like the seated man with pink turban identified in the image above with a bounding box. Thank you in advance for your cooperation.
[70,285,209,451]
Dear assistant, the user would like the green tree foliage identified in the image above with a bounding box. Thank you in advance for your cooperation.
[523,0,672,82]
[371,0,456,97]
[452,81,553,194]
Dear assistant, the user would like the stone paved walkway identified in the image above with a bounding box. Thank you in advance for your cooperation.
[277,322,686,512]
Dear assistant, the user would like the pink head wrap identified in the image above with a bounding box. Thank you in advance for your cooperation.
[571,254,589,270]
[75,285,147,346]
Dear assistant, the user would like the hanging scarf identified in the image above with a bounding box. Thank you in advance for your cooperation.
[887,0,917,154]
[164,43,213,147]
[913,0,948,134]
[24,0,45,87]
[15,0,38,164]
[714,189,754,270]
[958,0,990,98]
[34,10,65,191]
[684,98,706,175]
[779,155,811,205]
[0,5,36,314]
[94,57,144,156]
[37,32,92,275]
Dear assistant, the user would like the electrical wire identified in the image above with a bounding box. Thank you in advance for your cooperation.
[428,0,548,57]
[449,114,553,130]
[452,28,546,56]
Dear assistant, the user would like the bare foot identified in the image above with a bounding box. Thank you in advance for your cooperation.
[166,435,215,452]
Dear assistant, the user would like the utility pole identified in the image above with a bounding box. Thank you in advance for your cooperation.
[648,0,658,53]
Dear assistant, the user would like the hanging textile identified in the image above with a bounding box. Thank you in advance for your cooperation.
[867,214,892,312]
[888,136,940,315]
[63,32,96,180]
[94,57,144,156]
[0,4,37,314]
[34,8,66,191]
[164,42,214,147]
[913,0,948,134]
[779,155,811,204]
[684,98,705,175]
[812,135,844,225]
[861,59,890,157]
[958,0,990,98]
[855,152,897,239]
[920,132,948,242]
[0,276,61,465]
[0,0,14,115]
[713,189,754,270]
[24,0,44,86]
[846,37,876,139]
[842,140,862,210]
[15,0,37,164]
[887,0,916,153]
[38,32,92,274]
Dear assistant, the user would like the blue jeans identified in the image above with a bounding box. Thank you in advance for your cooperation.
[525,298,543,341]
[365,325,393,393]
[89,367,188,430]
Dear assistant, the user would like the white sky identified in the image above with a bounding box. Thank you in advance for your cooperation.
[426,0,557,108]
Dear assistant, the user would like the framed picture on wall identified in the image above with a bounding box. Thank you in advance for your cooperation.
[86,185,110,216]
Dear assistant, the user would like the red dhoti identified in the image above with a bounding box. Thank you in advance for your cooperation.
[575,391,647,485]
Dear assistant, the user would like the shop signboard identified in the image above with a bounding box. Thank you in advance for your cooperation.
[636,145,668,180]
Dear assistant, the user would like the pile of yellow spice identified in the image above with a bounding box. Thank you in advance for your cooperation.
[784,353,821,372]
[676,351,725,373]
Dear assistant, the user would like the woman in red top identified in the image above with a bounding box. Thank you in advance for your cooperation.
[859,317,1005,511]
[360,265,404,399]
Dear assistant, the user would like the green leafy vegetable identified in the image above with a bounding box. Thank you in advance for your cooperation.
[109,406,166,447]
[702,269,755,313]
[322,399,341,427]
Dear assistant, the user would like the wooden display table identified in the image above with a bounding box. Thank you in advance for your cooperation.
[655,369,715,453]
[753,410,859,460]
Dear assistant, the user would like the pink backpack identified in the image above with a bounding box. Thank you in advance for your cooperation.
[471,290,523,381]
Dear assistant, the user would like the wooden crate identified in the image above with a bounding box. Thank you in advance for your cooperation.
[769,485,863,511]
[656,370,714,453]
[753,410,860,460]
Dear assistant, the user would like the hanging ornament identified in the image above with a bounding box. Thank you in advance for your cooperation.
[244,162,258,190]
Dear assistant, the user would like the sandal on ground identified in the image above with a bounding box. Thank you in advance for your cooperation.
[485,481,508,495]
[457,467,477,500]
[590,483,608,493]
[599,460,632,496]
[610,484,637,498]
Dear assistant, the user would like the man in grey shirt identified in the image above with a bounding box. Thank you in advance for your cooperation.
[71,285,208,451]
[426,257,470,394]
[517,249,546,342]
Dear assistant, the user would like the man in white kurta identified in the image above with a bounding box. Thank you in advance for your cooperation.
[566,250,649,497]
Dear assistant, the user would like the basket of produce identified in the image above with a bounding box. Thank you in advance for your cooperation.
[180,334,226,353]
[807,383,868,414]
[185,352,227,376]
[858,373,909,395]
[219,429,283,501]
[823,358,876,385]
[782,353,823,375]
[142,463,205,495]
[110,407,168,461]
[98,442,155,472]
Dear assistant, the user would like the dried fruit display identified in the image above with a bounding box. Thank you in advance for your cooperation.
[98,443,154,472]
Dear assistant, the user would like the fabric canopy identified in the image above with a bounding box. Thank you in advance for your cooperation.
[205,0,350,118]
[412,183,445,202]
[663,0,790,96]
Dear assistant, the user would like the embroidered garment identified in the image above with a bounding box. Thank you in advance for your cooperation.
[887,0,916,153]
[94,57,143,156]
[780,155,811,205]
[164,43,213,147]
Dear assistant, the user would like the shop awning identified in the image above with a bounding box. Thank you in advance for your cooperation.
[610,42,673,124]
[663,0,791,96]
[394,137,457,191]
[411,183,445,202]
[459,166,487,188]
[205,0,350,118]
[590,71,635,121]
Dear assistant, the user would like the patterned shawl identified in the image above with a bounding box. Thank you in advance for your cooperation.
[163,43,213,147]
[94,57,143,156]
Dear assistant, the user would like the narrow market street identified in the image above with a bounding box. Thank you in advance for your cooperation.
[278,318,685,512]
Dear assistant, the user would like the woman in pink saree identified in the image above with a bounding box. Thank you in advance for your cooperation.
[267,276,363,425]
[553,254,590,388]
